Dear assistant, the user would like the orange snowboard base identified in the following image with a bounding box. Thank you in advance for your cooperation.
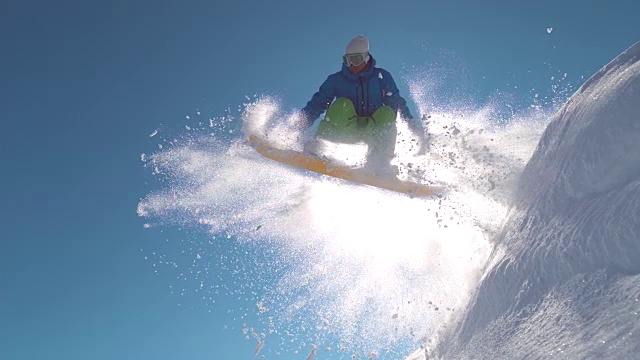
[247,135,443,197]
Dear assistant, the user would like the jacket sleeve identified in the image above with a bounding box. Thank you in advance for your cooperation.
[380,70,413,120]
[301,75,336,127]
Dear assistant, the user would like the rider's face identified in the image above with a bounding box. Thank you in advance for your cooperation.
[349,62,367,74]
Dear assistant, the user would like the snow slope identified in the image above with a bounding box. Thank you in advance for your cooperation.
[422,41,640,359]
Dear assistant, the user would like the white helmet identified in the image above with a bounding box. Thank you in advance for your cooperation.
[346,35,370,55]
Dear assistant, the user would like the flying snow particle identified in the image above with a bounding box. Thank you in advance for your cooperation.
[254,340,264,357]
[305,345,317,360]
[546,27,553,34]
[149,129,158,137]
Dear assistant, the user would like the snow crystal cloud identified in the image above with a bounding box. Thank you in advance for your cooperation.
[138,90,550,356]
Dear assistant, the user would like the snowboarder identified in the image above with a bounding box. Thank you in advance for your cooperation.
[300,35,426,176]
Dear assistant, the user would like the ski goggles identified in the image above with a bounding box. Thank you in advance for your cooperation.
[343,53,368,67]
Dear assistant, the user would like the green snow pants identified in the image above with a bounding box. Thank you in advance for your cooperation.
[316,98,396,141]
[314,98,397,168]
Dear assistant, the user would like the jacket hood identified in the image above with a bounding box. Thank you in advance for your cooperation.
[341,54,377,80]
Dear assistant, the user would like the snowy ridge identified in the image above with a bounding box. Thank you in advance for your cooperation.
[431,41,640,359]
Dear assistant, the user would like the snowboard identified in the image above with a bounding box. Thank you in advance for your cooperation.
[247,135,443,197]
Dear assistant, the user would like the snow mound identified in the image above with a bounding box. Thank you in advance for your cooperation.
[433,41,640,359]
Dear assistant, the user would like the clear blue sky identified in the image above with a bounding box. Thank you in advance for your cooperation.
[1,0,637,359]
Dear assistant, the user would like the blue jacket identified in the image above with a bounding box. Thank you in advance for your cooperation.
[301,55,413,127]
